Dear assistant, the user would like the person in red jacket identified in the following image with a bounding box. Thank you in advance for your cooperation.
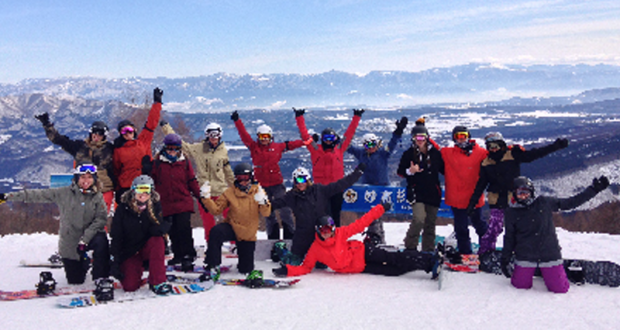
[150,133,202,271]
[231,111,310,239]
[294,108,362,226]
[113,88,163,204]
[272,203,440,278]
[440,126,488,255]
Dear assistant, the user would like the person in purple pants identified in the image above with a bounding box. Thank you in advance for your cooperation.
[501,175,610,293]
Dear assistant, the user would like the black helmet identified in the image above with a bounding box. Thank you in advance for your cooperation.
[90,121,109,137]
[321,128,340,144]
[117,119,135,132]
[233,163,254,176]
[452,126,470,142]
[315,215,335,240]
[513,176,535,205]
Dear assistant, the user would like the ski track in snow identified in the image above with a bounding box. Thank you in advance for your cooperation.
[1,225,619,329]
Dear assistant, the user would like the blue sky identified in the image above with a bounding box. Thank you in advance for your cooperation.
[1,0,620,83]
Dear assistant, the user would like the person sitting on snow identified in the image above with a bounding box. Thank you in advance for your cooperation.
[272,203,441,278]
[501,175,610,293]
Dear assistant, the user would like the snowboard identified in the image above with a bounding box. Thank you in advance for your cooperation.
[563,259,620,288]
[0,282,123,301]
[57,281,214,308]
[218,278,300,289]
[166,264,232,274]
[444,254,480,273]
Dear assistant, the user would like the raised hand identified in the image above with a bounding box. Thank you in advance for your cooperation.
[293,108,305,117]
[153,87,164,104]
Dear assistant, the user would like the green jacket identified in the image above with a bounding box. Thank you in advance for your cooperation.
[7,182,108,260]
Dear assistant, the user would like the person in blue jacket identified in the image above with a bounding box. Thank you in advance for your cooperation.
[346,117,408,244]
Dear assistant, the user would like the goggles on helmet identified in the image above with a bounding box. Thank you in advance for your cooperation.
[133,184,152,194]
[454,132,469,140]
[120,126,135,135]
[322,134,337,142]
[515,187,532,199]
[75,164,97,174]
[206,130,222,139]
[258,133,272,140]
[294,175,309,184]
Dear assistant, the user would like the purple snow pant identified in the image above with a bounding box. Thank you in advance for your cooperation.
[478,208,504,255]
[511,264,570,294]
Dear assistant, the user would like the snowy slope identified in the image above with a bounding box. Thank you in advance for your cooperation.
[1,224,619,330]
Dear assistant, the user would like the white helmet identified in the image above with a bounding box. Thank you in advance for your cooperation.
[292,167,312,184]
[256,124,273,135]
[362,133,381,147]
[205,122,223,139]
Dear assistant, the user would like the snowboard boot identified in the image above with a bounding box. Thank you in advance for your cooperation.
[199,265,221,282]
[151,282,172,295]
[167,256,182,266]
[564,260,585,285]
[181,255,195,272]
[244,270,264,288]
[363,231,383,247]
[48,252,63,266]
[280,252,303,266]
[36,271,57,295]
[93,277,115,302]
[271,240,288,262]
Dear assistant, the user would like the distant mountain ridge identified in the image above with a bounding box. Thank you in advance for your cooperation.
[1,63,620,111]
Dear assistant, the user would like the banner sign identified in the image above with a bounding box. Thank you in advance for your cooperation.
[342,185,453,218]
[50,174,73,188]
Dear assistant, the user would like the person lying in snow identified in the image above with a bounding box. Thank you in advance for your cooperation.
[272,203,441,278]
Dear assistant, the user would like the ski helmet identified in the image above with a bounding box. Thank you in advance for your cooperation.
[362,133,381,149]
[292,167,312,184]
[315,215,335,240]
[452,126,470,142]
[513,176,535,205]
[204,122,223,139]
[321,128,340,144]
[117,120,135,133]
[73,163,98,185]
[256,124,273,142]
[131,175,154,189]
[233,163,254,191]
[89,121,109,137]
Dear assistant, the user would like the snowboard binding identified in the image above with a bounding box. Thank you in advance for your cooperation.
[244,270,265,288]
[48,252,63,266]
[93,278,115,302]
[36,271,57,295]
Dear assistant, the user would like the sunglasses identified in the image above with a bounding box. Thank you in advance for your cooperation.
[133,184,152,194]
[120,126,135,135]
[413,134,428,142]
[166,146,181,151]
[258,133,272,140]
[236,174,251,182]
[318,225,334,235]
[75,164,97,174]
[294,176,309,184]
[206,130,221,139]
[454,132,469,140]
[322,134,337,142]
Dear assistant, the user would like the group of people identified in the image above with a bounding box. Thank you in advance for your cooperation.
[0,91,612,296]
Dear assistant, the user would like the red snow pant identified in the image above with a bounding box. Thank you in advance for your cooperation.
[120,236,167,292]
[511,264,570,294]
[199,195,228,242]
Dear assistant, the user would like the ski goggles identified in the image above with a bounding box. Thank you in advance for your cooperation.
[133,184,152,194]
[165,145,182,151]
[90,129,107,136]
[235,174,251,182]
[318,225,334,235]
[453,132,469,140]
[486,142,501,151]
[120,126,135,135]
[322,134,337,142]
[412,134,428,142]
[294,175,309,184]
[75,164,97,174]
[206,130,222,139]
[364,141,377,149]
[258,133,272,140]
[515,187,531,198]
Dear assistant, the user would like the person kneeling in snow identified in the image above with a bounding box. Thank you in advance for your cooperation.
[272,203,440,278]
[502,175,610,293]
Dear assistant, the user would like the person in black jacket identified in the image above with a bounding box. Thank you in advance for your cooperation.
[397,118,444,252]
[502,175,610,293]
[467,132,569,255]
[110,175,173,295]
[271,164,364,264]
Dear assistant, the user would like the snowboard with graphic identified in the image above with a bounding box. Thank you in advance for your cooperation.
[0,281,125,301]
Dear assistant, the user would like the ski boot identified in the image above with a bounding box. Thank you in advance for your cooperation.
[93,277,115,302]
[151,282,172,295]
[36,271,57,295]
[181,255,195,272]
[271,240,288,262]
[199,265,221,282]
[244,270,265,288]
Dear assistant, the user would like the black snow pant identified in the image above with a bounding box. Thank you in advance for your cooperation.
[362,242,432,276]
[204,223,256,274]
[329,192,344,227]
[166,212,196,260]
[264,184,295,240]
[63,232,110,284]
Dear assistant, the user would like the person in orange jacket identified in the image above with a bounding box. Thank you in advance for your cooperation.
[440,126,488,254]
[272,203,440,278]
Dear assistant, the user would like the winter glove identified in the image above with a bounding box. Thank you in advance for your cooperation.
[592,176,610,193]
[553,138,569,149]
[159,119,168,127]
[34,112,51,126]
[200,181,212,199]
[0,193,6,205]
[312,133,320,143]
[77,241,87,255]
[272,263,288,277]
[381,201,392,212]
[355,162,367,173]
[254,186,268,205]
[153,87,164,104]
[394,116,408,136]
[353,108,365,117]
[141,155,153,175]
[293,107,305,117]
[500,257,512,278]
[231,110,239,122]
[110,259,124,281]
[303,137,313,146]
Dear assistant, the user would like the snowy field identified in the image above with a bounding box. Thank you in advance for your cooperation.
[1,224,619,330]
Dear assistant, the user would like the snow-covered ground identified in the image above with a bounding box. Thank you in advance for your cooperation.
[1,224,619,329]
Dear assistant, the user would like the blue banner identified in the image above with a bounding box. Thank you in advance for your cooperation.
[342,185,453,218]
[50,174,73,188]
